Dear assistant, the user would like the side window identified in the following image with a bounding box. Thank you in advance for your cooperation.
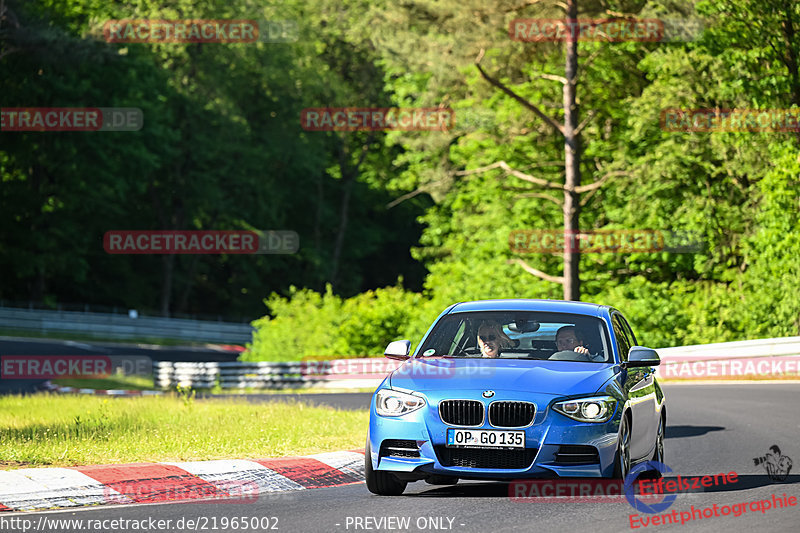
[619,315,638,347]
[612,315,631,361]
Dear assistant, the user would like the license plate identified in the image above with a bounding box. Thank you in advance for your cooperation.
[446,428,525,448]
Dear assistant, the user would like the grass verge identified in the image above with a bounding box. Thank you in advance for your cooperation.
[52,375,155,390]
[0,393,367,469]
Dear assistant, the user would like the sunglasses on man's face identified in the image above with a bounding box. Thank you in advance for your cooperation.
[479,334,496,342]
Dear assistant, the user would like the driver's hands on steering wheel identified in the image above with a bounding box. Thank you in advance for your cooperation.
[574,346,590,355]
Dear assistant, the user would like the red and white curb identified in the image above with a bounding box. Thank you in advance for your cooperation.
[0,450,365,512]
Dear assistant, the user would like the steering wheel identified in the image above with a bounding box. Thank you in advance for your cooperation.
[549,350,604,361]
[453,347,481,357]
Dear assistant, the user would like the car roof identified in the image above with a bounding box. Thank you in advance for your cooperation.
[448,299,609,318]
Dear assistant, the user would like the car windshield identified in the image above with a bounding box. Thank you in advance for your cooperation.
[417,311,612,363]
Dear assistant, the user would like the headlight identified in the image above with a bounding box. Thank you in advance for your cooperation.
[553,396,616,423]
[375,389,426,417]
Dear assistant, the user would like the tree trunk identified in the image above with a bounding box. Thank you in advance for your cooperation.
[159,254,175,317]
[329,135,373,289]
[562,0,581,301]
[330,160,356,289]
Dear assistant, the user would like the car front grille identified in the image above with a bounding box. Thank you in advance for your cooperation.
[439,400,484,426]
[379,439,420,458]
[434,446,537,469]
[553,444,600,464]
[489,401,536,427]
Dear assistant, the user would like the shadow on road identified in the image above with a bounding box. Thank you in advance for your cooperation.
[666,425,725,439]
[405,474,800,499]
[694,474,800,493]
[409,482,512,498]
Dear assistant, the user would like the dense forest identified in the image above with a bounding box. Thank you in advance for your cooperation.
[2,0,799,359]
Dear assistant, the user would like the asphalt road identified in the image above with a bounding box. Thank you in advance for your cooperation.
[12,383,800,533]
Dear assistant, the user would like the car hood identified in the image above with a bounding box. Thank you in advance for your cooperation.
[389,357,617,395]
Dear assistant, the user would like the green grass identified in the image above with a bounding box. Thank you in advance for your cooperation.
[0,393,368,470]
[52,374,155,390]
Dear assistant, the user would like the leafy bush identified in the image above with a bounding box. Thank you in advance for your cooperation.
[245,283,435,361]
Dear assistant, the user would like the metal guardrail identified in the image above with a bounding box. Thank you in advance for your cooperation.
[0,306,253,344]
[656,336,800,359]
[154,359,400,389]
[655,336,800,379]
[155,336,800,389]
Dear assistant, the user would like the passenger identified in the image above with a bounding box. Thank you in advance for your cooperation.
[477,321,514,358]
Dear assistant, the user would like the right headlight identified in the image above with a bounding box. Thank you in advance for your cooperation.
[553,396,616,423]
[375,389,426,417]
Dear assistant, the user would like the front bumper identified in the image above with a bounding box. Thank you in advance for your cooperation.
[368,389,622,480]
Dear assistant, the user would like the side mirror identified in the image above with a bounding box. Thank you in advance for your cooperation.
[625,346,661,368]
[384,340,411,361]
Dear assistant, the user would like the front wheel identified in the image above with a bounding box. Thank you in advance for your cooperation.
[365,441,407,496]
[652,414,665,464]
[613,414,631,479]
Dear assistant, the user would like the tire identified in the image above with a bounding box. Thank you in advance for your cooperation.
[613,413,631,479]
[650,414,665,474]
[634,414,667,481]
[365,441,407,496]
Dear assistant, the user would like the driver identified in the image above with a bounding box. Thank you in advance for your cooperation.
[477,321,514,358]
[551,326,605,362]
[555,326,590,355]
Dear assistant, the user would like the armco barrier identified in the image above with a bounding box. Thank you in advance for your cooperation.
[0,306,253,344]
[154,336,800,390]
[154,359,403,390]
[655,336,800,380]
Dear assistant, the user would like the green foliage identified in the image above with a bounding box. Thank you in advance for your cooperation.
[0,0,426,318]
[249,0,800,356]
[739,143,800,337]
[3,0,799,355]
[245,283,433,361]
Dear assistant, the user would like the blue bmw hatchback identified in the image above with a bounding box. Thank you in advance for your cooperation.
[366,299,666,495]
